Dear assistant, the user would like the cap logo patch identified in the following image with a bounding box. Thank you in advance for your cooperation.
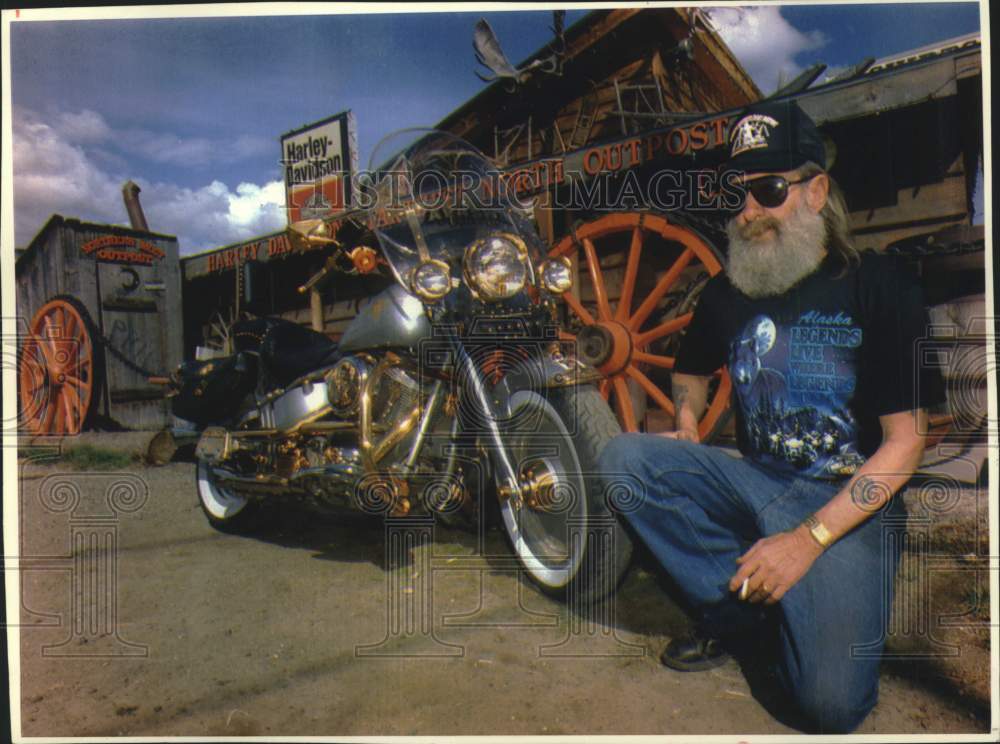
[730,114,779,157]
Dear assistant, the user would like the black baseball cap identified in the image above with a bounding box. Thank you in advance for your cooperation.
[726,100,826,174]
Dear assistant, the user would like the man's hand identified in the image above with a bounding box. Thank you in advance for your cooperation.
[726,409,928,606]
[728,526,823,604]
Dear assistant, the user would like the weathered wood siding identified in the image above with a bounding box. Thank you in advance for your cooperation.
[803,45,982,252]
[15,216,183,430]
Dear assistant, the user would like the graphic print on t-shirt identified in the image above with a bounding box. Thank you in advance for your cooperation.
[730,311,867,479]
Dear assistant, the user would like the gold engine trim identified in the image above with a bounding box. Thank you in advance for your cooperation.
[359,353,422,472]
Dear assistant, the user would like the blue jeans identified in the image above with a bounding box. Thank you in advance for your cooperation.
[599,434,905,734]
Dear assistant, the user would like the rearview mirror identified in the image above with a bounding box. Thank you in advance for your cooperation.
[288,219,340,250]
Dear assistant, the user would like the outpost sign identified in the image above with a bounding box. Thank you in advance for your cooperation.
[80,234,166,265]
[280,111,359,224]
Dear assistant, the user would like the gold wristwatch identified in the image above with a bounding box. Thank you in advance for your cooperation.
[804,515,834,549]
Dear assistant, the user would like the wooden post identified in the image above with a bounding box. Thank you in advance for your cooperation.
[310,288,324,332]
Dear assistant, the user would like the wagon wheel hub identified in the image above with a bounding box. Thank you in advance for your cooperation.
[550,212,732,438]
[43,358,68,384]
[577,321,633,377]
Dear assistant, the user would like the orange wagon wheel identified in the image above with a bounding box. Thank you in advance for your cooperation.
[551,212,731,441]
[19,296,101,435]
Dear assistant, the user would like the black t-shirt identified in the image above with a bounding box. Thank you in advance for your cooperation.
[675,251,946,480]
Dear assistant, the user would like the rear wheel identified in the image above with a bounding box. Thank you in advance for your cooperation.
[498,385,632,602]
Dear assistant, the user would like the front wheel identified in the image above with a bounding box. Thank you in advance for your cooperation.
[196,459,263,533]
[498,385,633,602]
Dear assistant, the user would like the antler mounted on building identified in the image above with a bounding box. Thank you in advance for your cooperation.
[473,12,565,91]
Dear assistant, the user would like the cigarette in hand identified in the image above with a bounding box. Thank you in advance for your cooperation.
[739,578,749,601]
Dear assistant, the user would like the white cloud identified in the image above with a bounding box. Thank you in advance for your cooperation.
[12,106,286,254]
[708,7,827,95]
[117,127,272,168]
[119,129,216,167]
[53,109,113,144]
[228,180,287,230]
[13,108,126,243]
[37,106,272,168]
[137,178,287,253]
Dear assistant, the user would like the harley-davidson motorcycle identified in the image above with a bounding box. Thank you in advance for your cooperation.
[170,130,632,601]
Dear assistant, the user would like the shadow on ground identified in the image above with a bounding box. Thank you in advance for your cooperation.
[199,496,991,730]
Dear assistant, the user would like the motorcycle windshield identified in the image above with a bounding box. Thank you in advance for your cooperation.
[366,129,537,289]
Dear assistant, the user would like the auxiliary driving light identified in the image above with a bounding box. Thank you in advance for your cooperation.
[411,259,452,301]
[539,257,573,294]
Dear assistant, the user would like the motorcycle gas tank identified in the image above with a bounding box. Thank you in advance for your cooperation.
[338,284,431,353]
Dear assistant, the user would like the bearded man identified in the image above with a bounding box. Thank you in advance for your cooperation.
[599,101,944,734]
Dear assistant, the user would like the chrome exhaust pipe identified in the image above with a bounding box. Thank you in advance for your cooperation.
[289,462,363,485]
[212,469,294,495]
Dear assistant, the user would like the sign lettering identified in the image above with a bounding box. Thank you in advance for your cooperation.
[81,235,164,265]
[280,111,359,224]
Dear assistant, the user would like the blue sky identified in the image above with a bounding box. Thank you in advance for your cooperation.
[6,3,983,254]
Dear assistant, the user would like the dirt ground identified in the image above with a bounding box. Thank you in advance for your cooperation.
[11,443,994,738]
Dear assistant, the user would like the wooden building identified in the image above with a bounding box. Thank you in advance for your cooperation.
[797,33,983,264]
[437,8,759,241]
[15,215,184,432]
[179,226,391,356]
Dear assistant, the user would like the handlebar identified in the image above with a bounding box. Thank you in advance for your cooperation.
[288,215,383,294]
[297,255,340,295]
[296,245,382,295]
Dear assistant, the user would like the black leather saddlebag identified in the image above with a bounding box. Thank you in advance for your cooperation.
[171,352,258,427]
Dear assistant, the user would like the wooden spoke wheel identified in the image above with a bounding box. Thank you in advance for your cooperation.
[551,212,731,441]
[19,296,100,435]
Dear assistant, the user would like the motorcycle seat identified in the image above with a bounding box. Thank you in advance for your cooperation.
[172,351,258,427]
[257,318,339,388]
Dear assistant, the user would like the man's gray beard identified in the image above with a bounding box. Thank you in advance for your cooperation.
[725,201,827,298]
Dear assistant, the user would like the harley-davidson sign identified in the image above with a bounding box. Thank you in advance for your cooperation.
[183,229,327,278]
[280,111,359,224]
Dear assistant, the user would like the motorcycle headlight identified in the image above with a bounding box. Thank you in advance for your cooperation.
[463,233,529,301]
[411,259,452,301]
[539,257,573,294]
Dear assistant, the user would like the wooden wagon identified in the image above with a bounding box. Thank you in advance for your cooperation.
[16,215,184,433]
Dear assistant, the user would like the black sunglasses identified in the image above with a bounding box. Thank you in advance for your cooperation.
[743,173,819,209]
